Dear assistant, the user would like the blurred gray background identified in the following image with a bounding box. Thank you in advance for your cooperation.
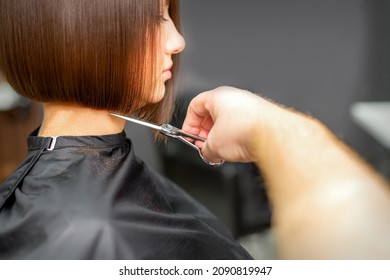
[132,0,389,177]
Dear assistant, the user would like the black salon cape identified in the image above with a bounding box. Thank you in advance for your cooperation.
[0,130,252,259]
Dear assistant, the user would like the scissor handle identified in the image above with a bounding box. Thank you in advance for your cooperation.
[176,136,225,167]
[197,148,225,167]
[160,124,224,167]
[160,124,206,142]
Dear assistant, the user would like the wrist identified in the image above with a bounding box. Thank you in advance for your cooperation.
[249,104,324,169]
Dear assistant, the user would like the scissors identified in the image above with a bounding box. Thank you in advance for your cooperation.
[110,113,224,167]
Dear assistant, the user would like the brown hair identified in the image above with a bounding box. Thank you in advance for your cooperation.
[0,0,181,124]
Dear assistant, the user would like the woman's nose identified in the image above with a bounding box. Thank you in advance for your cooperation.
[165,23,186,55]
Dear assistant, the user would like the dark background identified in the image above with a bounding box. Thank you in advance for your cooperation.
[130,0,389,176]
[178,0,389,174]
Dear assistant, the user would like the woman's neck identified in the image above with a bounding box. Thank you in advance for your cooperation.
[38,103,126,137]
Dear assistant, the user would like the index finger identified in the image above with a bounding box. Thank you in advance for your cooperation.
[181,92,213,137]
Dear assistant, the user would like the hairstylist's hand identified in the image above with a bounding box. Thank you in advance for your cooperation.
[182,86,274,163]
[183,86,390,260]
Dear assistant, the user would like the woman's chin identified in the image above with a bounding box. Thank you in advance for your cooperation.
[149,86,166,104]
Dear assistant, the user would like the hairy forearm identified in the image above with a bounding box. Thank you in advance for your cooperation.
[183,86,390,258]
[251,107,390,259]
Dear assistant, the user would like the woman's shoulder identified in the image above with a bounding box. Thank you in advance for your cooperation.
[0,145,252,259]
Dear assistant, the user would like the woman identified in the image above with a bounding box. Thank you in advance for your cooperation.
[0,0,252,259]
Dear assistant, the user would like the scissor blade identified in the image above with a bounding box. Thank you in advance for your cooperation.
[110,113,162,132]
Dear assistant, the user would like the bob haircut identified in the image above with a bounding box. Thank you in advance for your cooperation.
[0,0,181,124]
